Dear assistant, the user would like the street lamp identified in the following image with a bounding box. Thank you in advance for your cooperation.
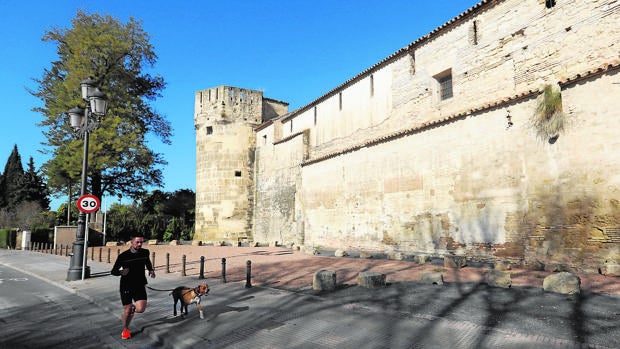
[66,77,108,281]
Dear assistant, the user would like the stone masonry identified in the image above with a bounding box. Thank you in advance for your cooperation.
[195,0,620,272]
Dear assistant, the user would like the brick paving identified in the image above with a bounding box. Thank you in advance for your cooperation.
[88,244,620,295]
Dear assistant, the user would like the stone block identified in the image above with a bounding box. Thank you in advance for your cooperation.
[105,241,119,247]
[414,255,429,264]
[494,260,512,271]
[543,272,581,295]
[313,270,336,291]
[169,240,179,246]
[334,249,348,257]
[444,255,467,268]
[147,239,158,245]
[359,251,373,259]
[600,264,620,276]
[357,271,386,288]
[487,269,512,288]
[191,240,202,246]
[387,252,404,260]
[269,241,278,247]
[420,272,444,285]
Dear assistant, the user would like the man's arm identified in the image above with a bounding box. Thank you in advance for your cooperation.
[111,253,123,276]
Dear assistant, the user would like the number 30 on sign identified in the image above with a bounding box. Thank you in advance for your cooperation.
[76,194,101,214]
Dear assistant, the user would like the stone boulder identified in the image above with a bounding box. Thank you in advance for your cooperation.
[387,252,404,261]
[334,249,348,257]
[359,251,373,259]
[600,263,620,276]
[313,270,336,291]
[487,270,512,288]
[191,240,202,246]
[169,240,179,246]
[494,260,512,271]
[444,255,467,268]
[414,255,429,264]
[357,271,386,288]
[420,272,444,285]
[543,272,581,295]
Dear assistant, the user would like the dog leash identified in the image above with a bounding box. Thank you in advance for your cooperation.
[146,285,175,292]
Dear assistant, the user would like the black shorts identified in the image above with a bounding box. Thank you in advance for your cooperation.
[120,286,147,306]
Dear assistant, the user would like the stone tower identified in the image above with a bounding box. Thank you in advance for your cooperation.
[194,86,287,242]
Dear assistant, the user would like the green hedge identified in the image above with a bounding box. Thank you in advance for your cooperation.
[0,229,17,249]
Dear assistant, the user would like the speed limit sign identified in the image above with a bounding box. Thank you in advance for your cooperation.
[76,194,101,214]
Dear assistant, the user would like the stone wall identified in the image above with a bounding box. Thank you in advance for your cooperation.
[198,0,620,269]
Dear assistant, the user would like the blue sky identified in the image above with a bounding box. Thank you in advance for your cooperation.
[0,0,478,209]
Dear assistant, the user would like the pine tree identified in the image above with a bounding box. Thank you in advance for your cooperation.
[1,145,25,210]
[21,157,51,211]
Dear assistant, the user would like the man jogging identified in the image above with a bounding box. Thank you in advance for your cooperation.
[111,234,155,339]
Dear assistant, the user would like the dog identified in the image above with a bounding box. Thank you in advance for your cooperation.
[170,283,209,319]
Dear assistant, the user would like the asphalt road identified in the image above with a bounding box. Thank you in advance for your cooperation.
[0,264,162,349]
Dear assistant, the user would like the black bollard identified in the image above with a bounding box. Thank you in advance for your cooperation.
[55,244,59,255]
[99,247,102,262]
[107,248,111,263]
[199,256,205,279]
[221,258,227,283]
[182,255,187,276]
[91,246,94,260]
[152,251,156,269]
[166,253,170,273]
[65,244,69,256]
[245,260,252,288]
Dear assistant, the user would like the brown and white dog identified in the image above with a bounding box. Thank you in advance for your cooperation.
[170,284,209,319]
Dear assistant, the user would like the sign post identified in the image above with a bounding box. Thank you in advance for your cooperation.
[76,194,100,280]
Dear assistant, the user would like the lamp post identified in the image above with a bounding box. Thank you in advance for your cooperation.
[66,77,108,281]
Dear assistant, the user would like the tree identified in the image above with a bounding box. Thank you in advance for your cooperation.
[31,11,172,202]
[21,157,51,211]
[1,145,25,210]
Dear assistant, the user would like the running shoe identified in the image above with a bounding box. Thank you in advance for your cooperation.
[121,329,131,340]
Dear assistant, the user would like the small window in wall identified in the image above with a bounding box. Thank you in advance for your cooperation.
[313,106,317,125]
[545,0,556,8]
[229,88,234,100]
[339,92,343,110]
[206,126,213,135]
[235,170,242,177]
[470,20,479,45]
[262,134,267,145]
[370,74,374,97]
[215,88,218,100]
[435,70,453,101]
[240,90,243,101]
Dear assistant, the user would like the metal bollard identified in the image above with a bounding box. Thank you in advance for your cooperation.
[166,253,170,273]
[221,258,227,283]
[182,255,187,276]
[99,247,102,262]
[65,245,69,256]
[199,256,205,279]
[245,260,252,288]
[152,251,156,269]
[91,246,94,260]
[107,248,111,263]
[55,244,59,255]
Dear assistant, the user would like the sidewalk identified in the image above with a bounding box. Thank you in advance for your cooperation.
[1,249,619,349]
